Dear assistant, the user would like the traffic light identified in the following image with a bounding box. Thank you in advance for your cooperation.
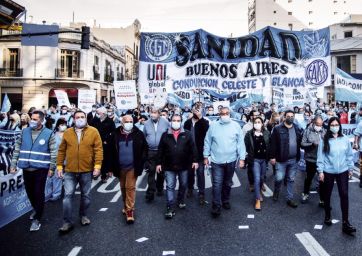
[81,26,90,49]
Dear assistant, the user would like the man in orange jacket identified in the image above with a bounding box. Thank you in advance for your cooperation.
[56,110,103,234]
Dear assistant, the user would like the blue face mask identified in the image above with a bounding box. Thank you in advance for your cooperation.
[29,120,38,129]
[330,126,339,134]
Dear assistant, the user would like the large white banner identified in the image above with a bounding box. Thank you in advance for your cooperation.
[54,90,71,107]
[139,27,331,101]
[114,80,138,110]
[335,68,362,102]
[78,90,96,113]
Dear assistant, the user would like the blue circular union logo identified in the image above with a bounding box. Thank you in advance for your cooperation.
[305,60,329,86]
[121,100,126,105]
[145,34,173,61]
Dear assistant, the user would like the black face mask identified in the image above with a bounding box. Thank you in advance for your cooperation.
[285,117,294,125]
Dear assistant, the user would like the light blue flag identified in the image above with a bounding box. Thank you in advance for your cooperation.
[1,93,11,112]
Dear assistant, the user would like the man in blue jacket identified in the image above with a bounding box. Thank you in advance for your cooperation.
[270,110,302,208]
[203,107,246,218]
[10,110,57,232]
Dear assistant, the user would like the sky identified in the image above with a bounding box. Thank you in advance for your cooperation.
[16,0,249,37]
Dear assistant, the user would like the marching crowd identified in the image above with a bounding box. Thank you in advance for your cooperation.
[2,100,361,236]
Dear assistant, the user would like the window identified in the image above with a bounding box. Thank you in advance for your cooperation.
[334,12,338,15]
[59,50,80,78]
[344,31,352,38]
[288,12,292,15]
[309,11,313,14]
[274,10,277,14]
[288,0,292,2]
[333,0,337,3]
[309,22,313,26]
[308,0,312,2]
[332,34,337,40]
[274,22,277,25]
[288,23,293,30]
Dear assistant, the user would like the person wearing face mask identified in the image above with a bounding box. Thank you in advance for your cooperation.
[353,117,362,188]
[46,119,68,202]
[108,115,148,224]
[317,117,356,235]
[300,116,326,205]
[10,110,57,232]
[183,107,209,204]
[86,104,98,126]
[93,107,116,183]
[135,115,148,132]
[5,113,21,131]
[206,106,215,116]
[244,117,271,211]
[323,110,335,129]
[156,114,198,219]
[203,107,246,217]
[19,113,30,130]
[338,107,348,124]
[56,105,71,124]
[267,112,280,133]
[270,110,302,208]
[143,107,169,202]
[57,110,103,234]
[107,108,121,128]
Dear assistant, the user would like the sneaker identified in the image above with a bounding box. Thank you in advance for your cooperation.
[255,200,261,211]
[58,222,74,234]
[186,189,193,198]
[29,220,41,232]
[287,200,298,208]
[222,202,231,210]
[324,215,332,226]
[126,210,135,224]
[272,191,279,201]
[165,208,175,219]
[29,211,36,220]
[178,202,186,209]
[156,190,164,197]
[301,193,309,204]
[342,221,357,235]
[211,205,221,218]
[80,216,91,226]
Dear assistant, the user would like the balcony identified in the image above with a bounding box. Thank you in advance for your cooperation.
[55,69,84,78]
[104,70,114,83]
[0,68,23,77]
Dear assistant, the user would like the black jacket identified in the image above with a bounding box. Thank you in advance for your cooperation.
[183,117,209,161]
[87,112,97,126]
[270,122,302,162]
[244,129,271,162]
[93,116,116,142]
[108,126,148,177]
[157,128,198,172]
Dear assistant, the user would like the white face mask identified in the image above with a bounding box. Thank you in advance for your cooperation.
[75,118,86,128]
[220,115,231,123]
[59,125,67,132]
[242,117,247,122]
[314,125,322,132]
[254,123,262,130]
[171,121,181,130]
[123,123,133,132]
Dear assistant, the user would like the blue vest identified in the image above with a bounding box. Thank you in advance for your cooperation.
[18,127,53,170]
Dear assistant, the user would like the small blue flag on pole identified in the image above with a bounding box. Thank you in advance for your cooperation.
[1,93,11,113]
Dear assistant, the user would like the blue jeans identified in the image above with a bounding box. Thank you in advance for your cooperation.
[63,172,92,224]
[210,161,236,208]
[188,161,205,195]
[165,170,188,208]
[253,159,267,200]
[274,158,298,200]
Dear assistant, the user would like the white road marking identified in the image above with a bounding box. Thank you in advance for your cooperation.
[295,232,329,256]
[99,208,108,212]
[110,191,122,203]
[162,251,175,255]
[314,225,323,230]
[310,191,318,194]
[332,219,339,224]
[67,246,82,256]
[238,225,249,229]
[247,214,255,219]
[262,184,273,197]
[136,237,149,243]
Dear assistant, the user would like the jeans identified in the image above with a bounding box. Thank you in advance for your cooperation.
[23,169,48,221]
[63,171,92,224]
[303,161,325,201]
[165,170,188,208]
[323,171,349,222]
[252,159,267,200]
[274,158,298,200]
[146,150,165,197]
[210,161,236,208]
[46,175,63,200]
[187,161,205,195]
